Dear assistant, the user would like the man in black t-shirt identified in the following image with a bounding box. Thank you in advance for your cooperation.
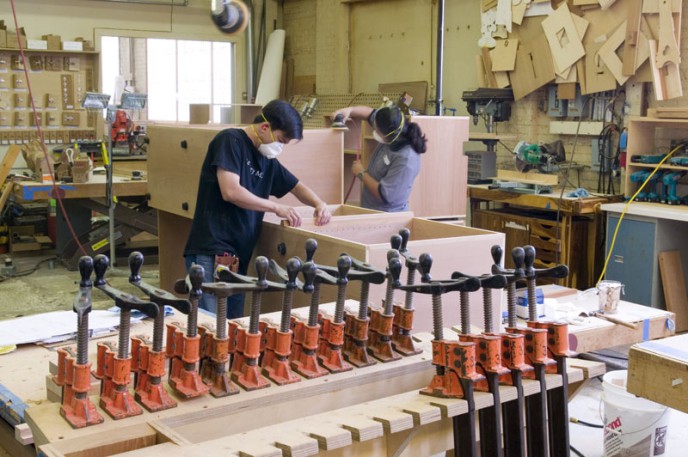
[184,100,331,318]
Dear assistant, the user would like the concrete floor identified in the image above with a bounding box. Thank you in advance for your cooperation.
[1,251,687,456]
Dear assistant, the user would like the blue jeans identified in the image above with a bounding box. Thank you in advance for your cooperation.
[184,254,245,319]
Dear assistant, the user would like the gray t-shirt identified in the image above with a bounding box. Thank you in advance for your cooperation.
[361,143,420,212]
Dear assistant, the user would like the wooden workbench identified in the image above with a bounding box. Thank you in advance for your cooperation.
[0,295,674,457]
[469,184,622,289]
[11,175,147,201]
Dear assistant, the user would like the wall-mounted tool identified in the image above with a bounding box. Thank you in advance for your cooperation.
[262,257,303,385]
[128,251,191,411]
[55,256,104,428]
[92,254,158,420]
[167,265,210,399]
[397,253,482,457]
[392,229,422,356]
[317,255,354,373]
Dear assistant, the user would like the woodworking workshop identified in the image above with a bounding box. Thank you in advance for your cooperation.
[2,0,688,456]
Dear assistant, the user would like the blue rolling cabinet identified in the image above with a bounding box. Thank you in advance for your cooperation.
[604,207,688,308]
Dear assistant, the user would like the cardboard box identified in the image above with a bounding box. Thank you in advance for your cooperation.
[6,28,27,49]
[62,41,83,52]
[27,39,48,50]
[189,104,211,124]
[41,34,61,50]
[74,37,94,52]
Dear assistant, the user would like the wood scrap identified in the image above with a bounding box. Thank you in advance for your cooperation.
[622,0,643,76]
[598,0,618,10]
[481,47,499,88]
[583,40,617,95]
[658,250,688,333]
[512,0,528,25]
[509,17,556,100]
[598,20,630,85]
[490,39,519,72]
[541,3,586,76]
[476,54,488,87]
[642,0,681,14]
[656,0,681,68]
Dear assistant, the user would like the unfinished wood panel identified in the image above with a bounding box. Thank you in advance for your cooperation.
[254,215,504,331]
[598,20,630,85]
[628,335,688,414]
[541,3,586,76]
[156,210,192,292]
[408,116,469,217]
[489,39,519,72]
[147,125,344,218]
[509,17,555,100]
[658,250,688,332]
[622,0,644,76]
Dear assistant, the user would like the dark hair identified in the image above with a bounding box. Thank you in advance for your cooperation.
[254,99,303,141]
[373,106,427,154]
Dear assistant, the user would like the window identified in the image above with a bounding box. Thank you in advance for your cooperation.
[100,36,235,122]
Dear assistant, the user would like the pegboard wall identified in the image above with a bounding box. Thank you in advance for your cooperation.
[290,92,404,129]
[0,50,98,146]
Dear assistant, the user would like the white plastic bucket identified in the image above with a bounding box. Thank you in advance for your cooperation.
[602,370,671,457]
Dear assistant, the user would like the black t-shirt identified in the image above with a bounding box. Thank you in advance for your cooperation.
[183,128,298,269]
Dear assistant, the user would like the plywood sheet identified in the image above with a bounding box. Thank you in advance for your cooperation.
[598,20,630,85]
[509,17,556,100]
[490,39,519,71]
[583,40,617,94]
[541,3,586,75]
[658,250,688,333]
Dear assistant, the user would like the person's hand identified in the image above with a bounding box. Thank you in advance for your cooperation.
[313,203,331,226]
[331,107,352,121]
[275,204,302,227]
[351,160,365,177]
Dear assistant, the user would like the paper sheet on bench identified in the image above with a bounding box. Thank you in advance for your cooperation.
[0,310,144,346]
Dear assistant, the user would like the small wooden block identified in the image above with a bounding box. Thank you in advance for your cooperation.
[14,423,33,445]
[307,423,352,450]
[339,410,385,442]
[371,404,415,434]
[274,431,320,457]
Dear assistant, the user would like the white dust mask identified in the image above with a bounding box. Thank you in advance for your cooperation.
[258,142,284,159]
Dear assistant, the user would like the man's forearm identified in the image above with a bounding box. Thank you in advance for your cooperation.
[291,182,326,208]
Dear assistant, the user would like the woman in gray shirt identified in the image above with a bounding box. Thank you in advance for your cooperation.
[333,105,427,212]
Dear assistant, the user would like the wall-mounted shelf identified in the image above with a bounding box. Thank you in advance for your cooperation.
[0,47,98,55]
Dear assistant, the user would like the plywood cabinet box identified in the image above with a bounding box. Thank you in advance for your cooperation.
[147,124,503,333]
